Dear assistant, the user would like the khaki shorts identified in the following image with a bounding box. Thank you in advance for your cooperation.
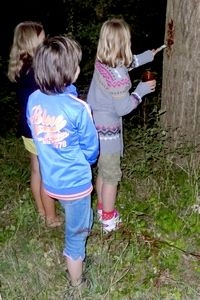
[22,136,37,155]
[98,153,122,185]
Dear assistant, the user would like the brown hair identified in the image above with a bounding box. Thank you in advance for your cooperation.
[34,35,82,94]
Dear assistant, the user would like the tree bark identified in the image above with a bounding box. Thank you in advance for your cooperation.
[161,0,200,150]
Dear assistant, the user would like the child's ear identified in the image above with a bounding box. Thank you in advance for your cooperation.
[73,66,80,83]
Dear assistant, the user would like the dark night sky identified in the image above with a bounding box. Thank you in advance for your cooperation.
[0,0,167,69]
[0,0,166,135]
[0,0,67,58]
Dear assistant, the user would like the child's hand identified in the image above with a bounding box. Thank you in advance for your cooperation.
[152,44,166,56]
[133,80,156,99]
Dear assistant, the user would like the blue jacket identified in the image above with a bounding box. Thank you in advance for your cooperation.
[27,84,99,200]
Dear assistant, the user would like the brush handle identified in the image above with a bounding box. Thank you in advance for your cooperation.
[154,44,167,54]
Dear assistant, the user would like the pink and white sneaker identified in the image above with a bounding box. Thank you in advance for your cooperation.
[102,210,121,233]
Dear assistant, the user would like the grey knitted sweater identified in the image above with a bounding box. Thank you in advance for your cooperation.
[87,50,154,156]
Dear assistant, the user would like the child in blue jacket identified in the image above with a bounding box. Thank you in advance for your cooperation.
[27,35,99,290]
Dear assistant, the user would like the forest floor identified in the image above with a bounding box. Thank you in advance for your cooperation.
[1,127,200,300]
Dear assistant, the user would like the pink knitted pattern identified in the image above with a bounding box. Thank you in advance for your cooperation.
[95,61,131,97]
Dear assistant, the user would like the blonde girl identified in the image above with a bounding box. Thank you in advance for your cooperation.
[87,18,162,233]
[8,21,62,227]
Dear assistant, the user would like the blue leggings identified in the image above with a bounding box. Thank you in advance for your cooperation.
[59,195,93,261]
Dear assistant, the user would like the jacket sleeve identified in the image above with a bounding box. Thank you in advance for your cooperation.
[94,62,140,117]
[112,94,140,116]
[78,105,99,165]
[107,68,140,116]
[130,50,154,69]
[26,96,32,132]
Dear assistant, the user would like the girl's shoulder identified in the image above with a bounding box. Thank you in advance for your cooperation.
[17,67,38,91]
[94,61,131,95]
[95,60,128,77]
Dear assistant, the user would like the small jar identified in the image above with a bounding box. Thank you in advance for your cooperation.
[141,70,156,82]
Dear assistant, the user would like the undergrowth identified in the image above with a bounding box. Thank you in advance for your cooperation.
[0,126,200,300]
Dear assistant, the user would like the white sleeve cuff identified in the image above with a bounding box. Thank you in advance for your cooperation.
[131,92,142,104]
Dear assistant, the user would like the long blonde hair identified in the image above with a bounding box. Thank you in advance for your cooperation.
[96,18,133,68]
[8,21,45,82]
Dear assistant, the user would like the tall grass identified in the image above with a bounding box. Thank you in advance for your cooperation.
[0,126,200,300]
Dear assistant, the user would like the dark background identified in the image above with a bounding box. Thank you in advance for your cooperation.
[0,0,67,58]
[0,0,167,136]
[0,0,167,59]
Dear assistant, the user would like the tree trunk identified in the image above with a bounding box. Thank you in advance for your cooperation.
[161,0,200,150]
